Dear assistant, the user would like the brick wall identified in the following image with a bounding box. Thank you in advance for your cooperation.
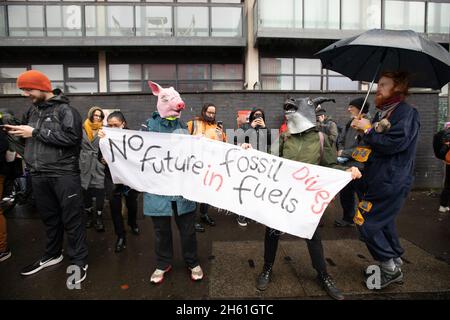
[0,90,443,189]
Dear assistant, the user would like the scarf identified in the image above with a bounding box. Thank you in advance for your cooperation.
[84,119,103,142]
[377,95,403,119]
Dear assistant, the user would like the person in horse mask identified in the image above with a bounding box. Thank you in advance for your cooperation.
[242,97,362,300]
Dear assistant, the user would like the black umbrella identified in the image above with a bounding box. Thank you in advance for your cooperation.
[316,29,450,113]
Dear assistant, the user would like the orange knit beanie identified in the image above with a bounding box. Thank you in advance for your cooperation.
[16,70,52,92]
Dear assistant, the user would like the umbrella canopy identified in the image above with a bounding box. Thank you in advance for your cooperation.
[316,29,450,90]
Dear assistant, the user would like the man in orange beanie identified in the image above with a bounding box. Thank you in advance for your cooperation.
[3,70,88,286]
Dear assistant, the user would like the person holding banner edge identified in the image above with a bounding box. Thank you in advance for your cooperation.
[98,111,140,253]
[187,103,227,232]
[242,97,362,300]
[144,81,203,284]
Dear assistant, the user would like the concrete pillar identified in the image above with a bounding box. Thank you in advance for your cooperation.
[98,50,108,93]
[244,0,259,90]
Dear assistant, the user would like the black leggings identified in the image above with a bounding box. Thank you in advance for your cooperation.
[264,226,327,274]
[82,187,105,213]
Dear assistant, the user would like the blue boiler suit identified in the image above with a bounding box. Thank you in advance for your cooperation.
[356,101,420,262]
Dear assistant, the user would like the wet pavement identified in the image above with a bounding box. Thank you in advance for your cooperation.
[0,191,449,300]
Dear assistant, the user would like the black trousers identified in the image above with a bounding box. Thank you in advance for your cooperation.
[82,187,105,213]
[339,180,357,222]
[105,175,138,237]
[32,175,88,266]
[264,226,327,273]
[151,203,198,270]
[440,164,450,206]
[199,203,209,216]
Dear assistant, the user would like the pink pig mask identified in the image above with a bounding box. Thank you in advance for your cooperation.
[148,81,186,119]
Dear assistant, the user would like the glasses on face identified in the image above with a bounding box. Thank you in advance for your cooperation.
[206,111,216,115]
[93,114,103,119]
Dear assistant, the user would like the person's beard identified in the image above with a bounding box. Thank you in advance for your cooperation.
[375,88,395,107]
[32,94,47,105]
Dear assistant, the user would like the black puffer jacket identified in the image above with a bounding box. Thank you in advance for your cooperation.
[22,92,82,176]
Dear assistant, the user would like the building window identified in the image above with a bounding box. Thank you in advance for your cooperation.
[108,63,243,92]
[175,6,209,37]
[8,5,44,37]
[66,66,98,93]
[341,0,381,30]
[325,70,359,91]
[261,57,359,91]
[295,58,322,90]
[259,0,302,29]
[86,5,135,36]
[260,58,294,90]
[211,7,242,37]
[135,6,173,37]
[109,64,142,92]
[46,5,82,37]
[211,64,243,90]
[0,64,98,94]
[427,2,450,34]
[0,6,6,37]
[0,67,27,94]
[304,0,340,29]
[384,0,425,32]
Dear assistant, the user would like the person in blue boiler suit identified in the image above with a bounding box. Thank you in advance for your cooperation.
[351,71,420,290]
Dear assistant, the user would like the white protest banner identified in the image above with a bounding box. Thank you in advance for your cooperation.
[99,127,352,239]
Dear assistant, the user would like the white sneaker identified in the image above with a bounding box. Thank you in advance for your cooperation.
[150,266,172,284]
[237,216,248,227]
[438,206,449,213]
[190,265,204,281]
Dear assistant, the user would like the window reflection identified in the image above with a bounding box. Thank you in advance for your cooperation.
[261,76,294,90]
[261,58,293,74]
[46,5,82,37]
[136,6,172,37]
[211,7,242,37]
[31,65,64,81]
[427,2,450,34]
[385,0,425,32]
[176,7,208,37]
[341,0,381,30]
[109,64,142,81]
[304,0,339,29]
[259,0,302,29]
[0,6,5,37]
[8,5,44,37]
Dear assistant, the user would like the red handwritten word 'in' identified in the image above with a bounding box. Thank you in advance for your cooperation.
[203,164,223,192]
[292,166,330,215]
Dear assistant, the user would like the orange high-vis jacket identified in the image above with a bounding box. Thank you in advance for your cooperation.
[187,119,227,142]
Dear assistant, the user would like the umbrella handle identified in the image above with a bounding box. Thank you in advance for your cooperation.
[358,48,387,118]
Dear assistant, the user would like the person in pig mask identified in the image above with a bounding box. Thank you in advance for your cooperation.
[144,81,203,284]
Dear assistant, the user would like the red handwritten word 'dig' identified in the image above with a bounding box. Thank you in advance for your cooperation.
[292,166,330,215]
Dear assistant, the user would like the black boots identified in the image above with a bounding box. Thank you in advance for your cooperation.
[129,224,140,235]
[194,222,205,232]
[115,237,126,253]
[317,272,345,300]
[256,264,273,291]
[94,212,105,232]
[201,213,216,226]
